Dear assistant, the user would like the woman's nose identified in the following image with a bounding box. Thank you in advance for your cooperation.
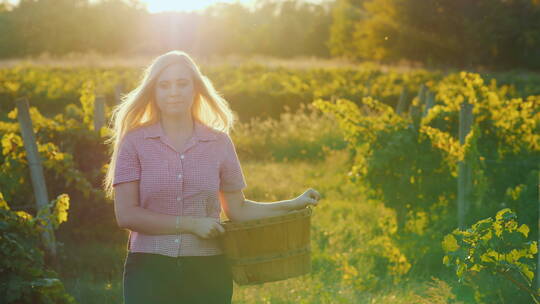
[170,85,181,96]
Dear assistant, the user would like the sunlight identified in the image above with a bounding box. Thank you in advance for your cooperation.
[142,0,255,13]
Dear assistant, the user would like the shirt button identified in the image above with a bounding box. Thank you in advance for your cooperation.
[180,154,185,159]
[178,174,182,179]
[176,196,181,201]
[175,238,179,243]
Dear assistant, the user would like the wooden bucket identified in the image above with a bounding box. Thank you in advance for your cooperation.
[218,206,312,285]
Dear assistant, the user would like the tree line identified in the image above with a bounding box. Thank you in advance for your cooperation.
[0,0,333,59]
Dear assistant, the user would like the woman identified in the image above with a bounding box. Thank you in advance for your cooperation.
[102,50,321,304]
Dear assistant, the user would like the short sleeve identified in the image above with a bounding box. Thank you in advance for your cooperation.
[112,135,141,187]
[219,133,247,192]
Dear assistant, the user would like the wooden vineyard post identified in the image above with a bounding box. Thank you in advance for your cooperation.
[94,94,105,132]
[458,99,473,230]
[15,97,57,263]
[396,87,409,115]
[423,90,435,117]
[364,81,372,99]
[409,84,425,131]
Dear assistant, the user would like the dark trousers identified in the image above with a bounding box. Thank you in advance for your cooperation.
[123,252,233,304]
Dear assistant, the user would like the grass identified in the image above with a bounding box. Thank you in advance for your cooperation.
[0,51,424,73]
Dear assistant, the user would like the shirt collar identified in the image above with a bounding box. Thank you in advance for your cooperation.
[143,119,217,141]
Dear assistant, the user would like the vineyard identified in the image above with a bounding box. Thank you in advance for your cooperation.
[1,61,539,303]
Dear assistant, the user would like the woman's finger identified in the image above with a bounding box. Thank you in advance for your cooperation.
[216,223,225,234]
[307,189,320,201]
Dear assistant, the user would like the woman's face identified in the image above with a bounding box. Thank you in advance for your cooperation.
[154,63,195,118]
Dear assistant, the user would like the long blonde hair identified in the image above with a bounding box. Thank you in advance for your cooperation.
[102,50,238,199]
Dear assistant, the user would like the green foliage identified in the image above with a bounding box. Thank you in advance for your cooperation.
[0,106,105,204]
[314,70,539,302]
[36,194,70,230]
[312,198,411,291]
[232,102,348,162]
[442,208,539,304]
[410,277,465,304]
[0,192,75,304]
[0,63,439,121]
[0,87,115,242]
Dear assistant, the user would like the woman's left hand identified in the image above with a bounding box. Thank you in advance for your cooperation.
[291,188,322,210]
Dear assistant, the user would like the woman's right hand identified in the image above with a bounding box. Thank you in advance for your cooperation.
[190,217,225,239]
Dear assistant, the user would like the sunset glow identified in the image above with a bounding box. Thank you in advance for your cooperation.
[142,0,255,13]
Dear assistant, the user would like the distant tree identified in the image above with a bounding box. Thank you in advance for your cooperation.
[0,0,332,59]
[329,0,540,69]
[328,0,364,59]
[196,0,333,58]
[0,0,145,57]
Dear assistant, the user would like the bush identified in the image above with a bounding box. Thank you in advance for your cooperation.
[443,208,538,304]
[0,192,75,304]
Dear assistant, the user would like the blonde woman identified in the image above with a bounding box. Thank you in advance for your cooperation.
[102,50,321,303]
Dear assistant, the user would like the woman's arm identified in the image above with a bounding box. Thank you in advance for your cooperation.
[120,206,195,235]
[241,198,297,220]
[219,188,321,222]
[114,180,195,235]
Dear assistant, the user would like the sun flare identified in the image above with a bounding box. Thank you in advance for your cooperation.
[143,0,253,13]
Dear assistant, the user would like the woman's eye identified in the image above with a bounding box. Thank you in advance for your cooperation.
[160,83,169,89]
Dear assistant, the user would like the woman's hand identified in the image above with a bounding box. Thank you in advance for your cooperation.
[290,188,321,211]
[190,217,225,239]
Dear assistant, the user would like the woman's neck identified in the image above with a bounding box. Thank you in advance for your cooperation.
[159,114,194,139]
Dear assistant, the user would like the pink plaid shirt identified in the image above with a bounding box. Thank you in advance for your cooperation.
[112,119,247,257]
